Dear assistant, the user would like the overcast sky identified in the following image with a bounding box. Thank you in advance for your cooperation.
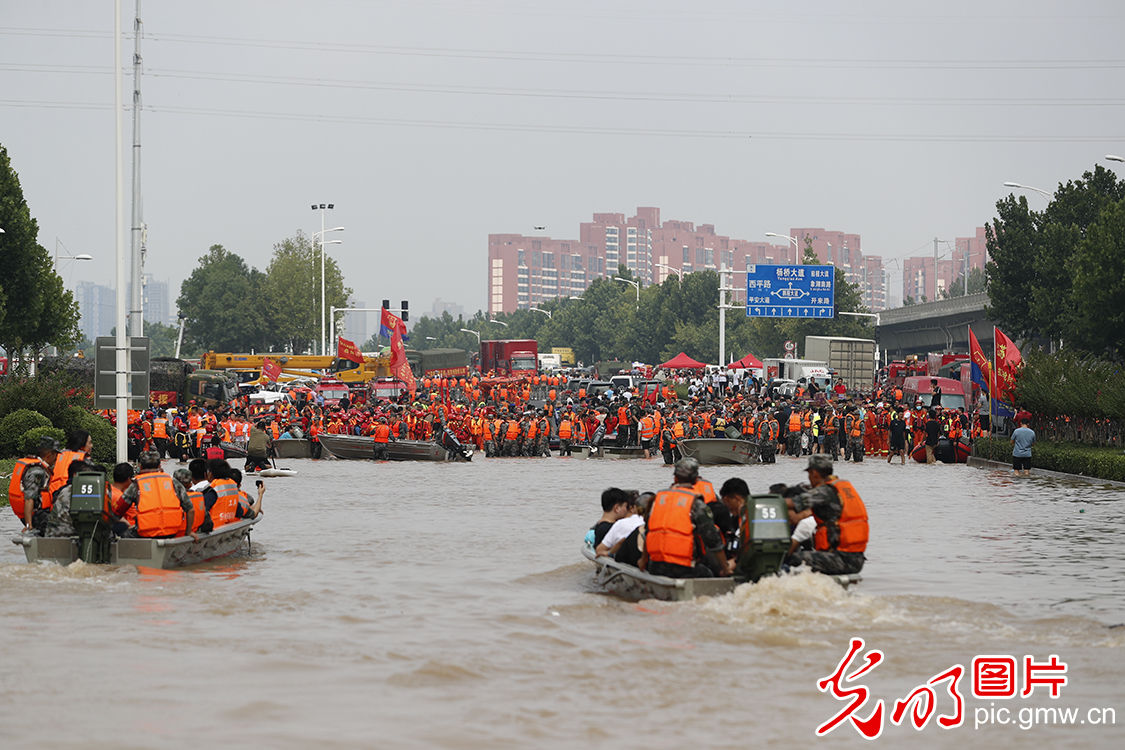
[3,0,1123,321]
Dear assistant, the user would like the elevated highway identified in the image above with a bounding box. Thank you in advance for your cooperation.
[876,293,995,357]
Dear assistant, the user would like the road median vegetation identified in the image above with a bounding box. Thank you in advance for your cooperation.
[973,436,1125,482]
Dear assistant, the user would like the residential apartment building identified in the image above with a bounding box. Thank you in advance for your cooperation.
[901,227,990,302]
[488,208,885,314]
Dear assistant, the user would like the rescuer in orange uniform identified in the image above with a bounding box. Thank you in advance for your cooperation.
[641,457,730,578]
[8,436,61,534]
[372,417,395,460]
[119,452,196,538]
[785,454,868,575]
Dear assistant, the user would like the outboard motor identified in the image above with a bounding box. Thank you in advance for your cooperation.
[441,428,472,461]
[591,422,605,447]
[733,494,790,583]
[69,470,112,564]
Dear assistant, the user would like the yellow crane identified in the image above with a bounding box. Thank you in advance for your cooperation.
[200,352,390,384]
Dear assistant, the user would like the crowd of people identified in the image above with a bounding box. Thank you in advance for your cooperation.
[585,455,869,579]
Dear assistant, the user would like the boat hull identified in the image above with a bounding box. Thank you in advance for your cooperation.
[582,546,860,601]
[319,434,459,461]
[679,438,758,465]
[274,439,312,459]
[601,446,648,459]
[11,517,260,569]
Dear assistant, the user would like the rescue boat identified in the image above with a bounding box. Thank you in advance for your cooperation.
[678,438,758,465]
[11,516,260,570]
[318,433,470,461]
[910,436,972,464]
[582,546,861,602]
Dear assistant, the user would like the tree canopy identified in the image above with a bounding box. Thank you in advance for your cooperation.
[986,164,1125,356]
[0,143,81,368]
[177,232,352,354]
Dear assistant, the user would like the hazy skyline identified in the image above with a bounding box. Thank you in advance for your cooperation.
[3,0,1123,323]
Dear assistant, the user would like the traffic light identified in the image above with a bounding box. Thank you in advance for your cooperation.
[382,299,390,310]
[400,300,409,322]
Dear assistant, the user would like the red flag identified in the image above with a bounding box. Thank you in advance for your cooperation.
[380,308,408,339]
[993,327,1022,404]
[261,358,282,383]
[968,328,992,396]
[390,327,416,395]
[337,336,363,365]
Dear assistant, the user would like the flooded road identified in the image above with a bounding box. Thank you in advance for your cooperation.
[1,455,1122,748]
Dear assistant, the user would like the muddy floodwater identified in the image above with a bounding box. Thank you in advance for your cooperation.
[1,455,1122,748]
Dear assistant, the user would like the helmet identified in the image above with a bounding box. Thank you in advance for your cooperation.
[674,456,700,481]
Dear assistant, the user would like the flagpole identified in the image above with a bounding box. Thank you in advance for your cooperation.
[990,325,996,436]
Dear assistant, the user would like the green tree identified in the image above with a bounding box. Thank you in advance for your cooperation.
[0,144,81,370]
[261,231,352,354]
[1069,196,1125,356]
[177,245,270,353]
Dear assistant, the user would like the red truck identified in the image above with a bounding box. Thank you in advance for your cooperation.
[479,339,538,377]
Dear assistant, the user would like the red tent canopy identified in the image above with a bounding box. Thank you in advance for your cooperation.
[728,353,763,369]
[659,352,707,369]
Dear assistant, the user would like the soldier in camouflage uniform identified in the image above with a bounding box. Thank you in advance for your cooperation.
[12,436,60,534]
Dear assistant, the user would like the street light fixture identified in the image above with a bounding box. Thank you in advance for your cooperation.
[425,336,437,341]
[654,262,684,281]
[1003,181,1052,198]
[766,232,802,264]
[310,202,344,356]
[489,319,509,327]
[614,276,640,310]
[1105,154,1124,163]
[529,307,552,319]
[459,327,481,344]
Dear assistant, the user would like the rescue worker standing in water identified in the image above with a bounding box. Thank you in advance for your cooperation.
[8,436,61,534]
[640,457,731,578]
[784,454,868,575]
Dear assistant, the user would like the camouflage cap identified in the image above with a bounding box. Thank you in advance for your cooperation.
[34,435,61,455]
[674,456,700,481]
[806,454,833,476]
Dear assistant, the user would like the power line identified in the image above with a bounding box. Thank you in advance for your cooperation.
[0,98,1117,142]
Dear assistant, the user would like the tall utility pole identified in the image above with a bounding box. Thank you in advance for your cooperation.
[717,265,740,366]
[128,0,144,336]
[932,236,939,302]
[114,0,128,461]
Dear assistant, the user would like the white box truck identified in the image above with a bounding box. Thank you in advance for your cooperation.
[804,336,876,393]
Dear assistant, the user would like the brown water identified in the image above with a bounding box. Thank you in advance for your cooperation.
[1,456,1123,748]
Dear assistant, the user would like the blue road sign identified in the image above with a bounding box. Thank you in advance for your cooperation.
[745,264,834,318]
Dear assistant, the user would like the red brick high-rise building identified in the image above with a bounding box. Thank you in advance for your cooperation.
[901,227,989,302]
[488,208,885,314]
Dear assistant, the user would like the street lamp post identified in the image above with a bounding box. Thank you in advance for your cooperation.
[459,328,481,344]
[654,262,684,281]
[766,232,801,264]
[1003,181,1052,199]
[614,276,640,310]
[310,202,343,356]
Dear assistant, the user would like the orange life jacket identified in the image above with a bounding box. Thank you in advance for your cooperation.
[766,418,779,441]
[573,420,588,441]
[617,406,628,424]
[506,421,521,440]
[824,414,838,435]
[813,479,868,554]
[850,416,864,438]
[640,416,657,439]
[558,419,572,439]
[209,478,240,528]
[153,418,168,439]
[789,413,802,432]
[646,487,699,568]
[8,457,52,519]
[186,490,207,532]
[672,421,685,439]
[526,420,539,440]
[373,424,391,443]
[49,450,86,495]
[135,471,186,538]
[691,479,717,505]
[802,412,812,429]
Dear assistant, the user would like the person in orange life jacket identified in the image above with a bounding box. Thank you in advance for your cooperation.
[206,459,256,528]
[171,467,211,534]
[49,430,92,496]
[371,416,395,460]
[205,432,226,462]
[119,451,196,539]
[108,462,135,532]
[185,458,216,533]
[152,410,170,458]
[229,468,264,519]
[759,411,781,464]
[9,435,60,534]
[784,454,868,575]
[640,457,731,579]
